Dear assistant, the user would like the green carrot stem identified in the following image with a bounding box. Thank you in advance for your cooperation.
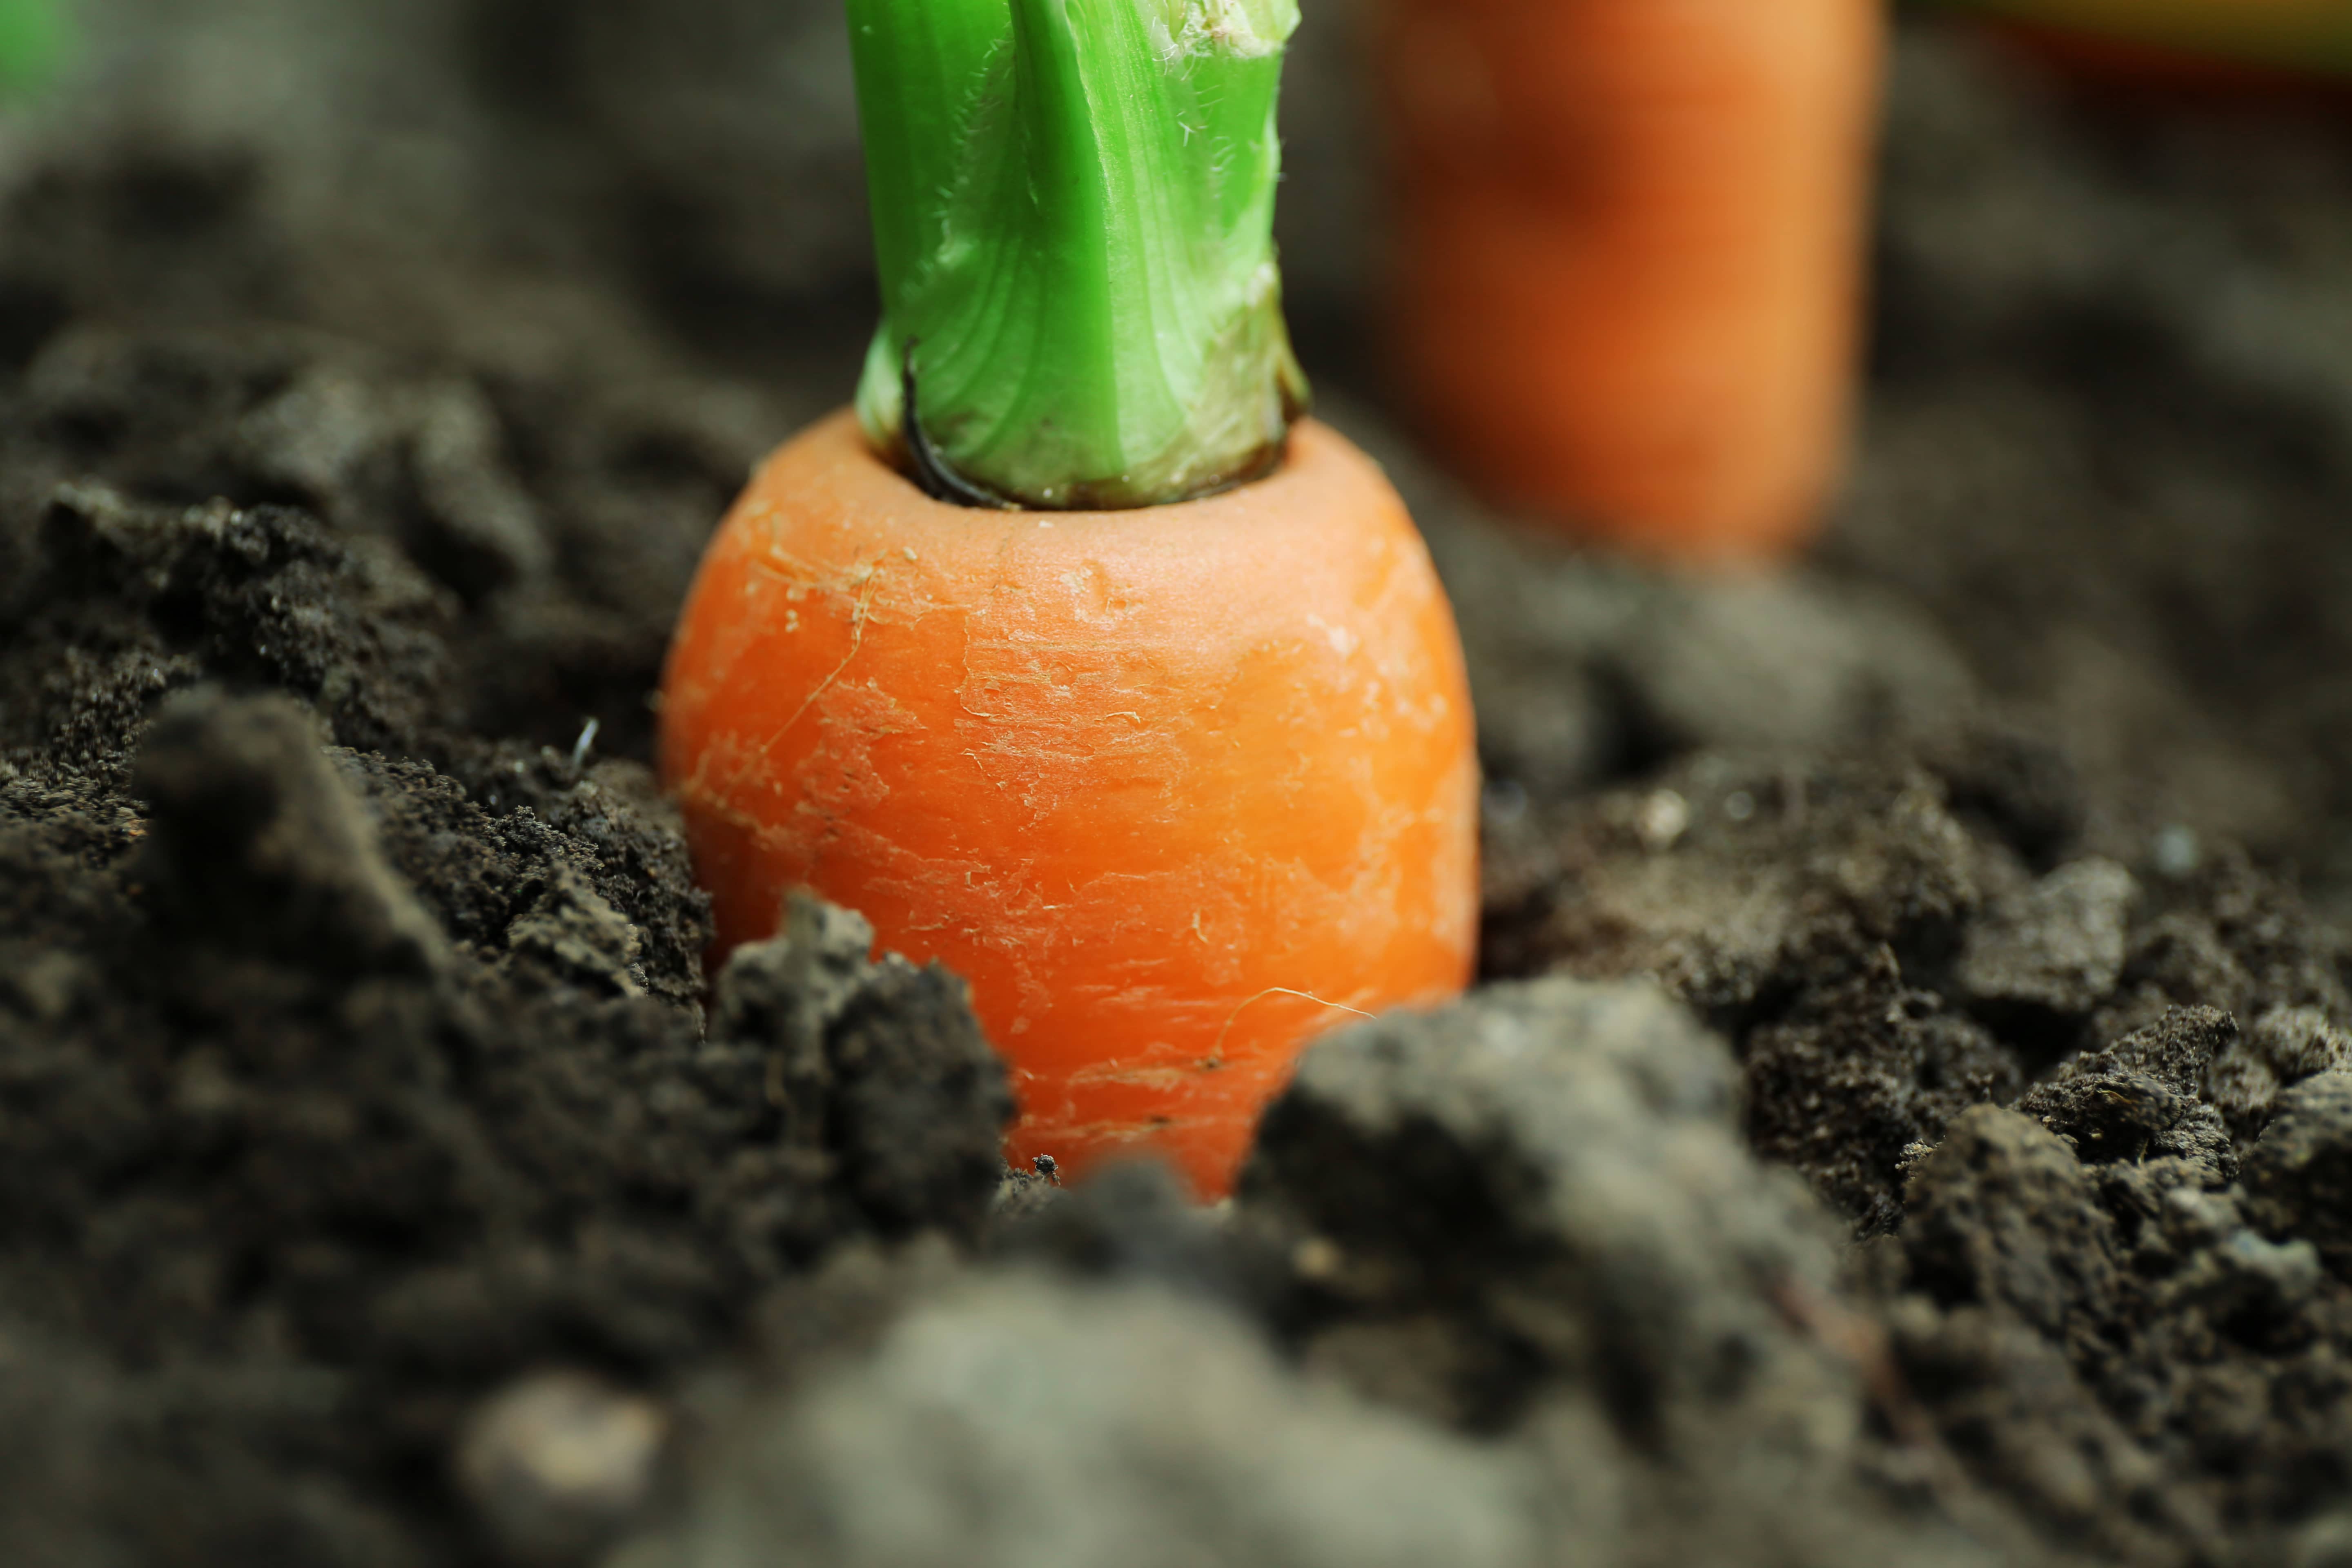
[0,0,66,96]
[846,0,1309,510]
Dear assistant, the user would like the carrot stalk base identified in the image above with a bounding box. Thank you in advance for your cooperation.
[846,0,1310,511]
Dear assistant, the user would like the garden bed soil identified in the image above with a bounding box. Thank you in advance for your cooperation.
[7,14,2352,1568]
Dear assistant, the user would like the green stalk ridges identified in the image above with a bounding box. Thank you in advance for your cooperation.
[0,0,66,97]
[846,0,1309,510]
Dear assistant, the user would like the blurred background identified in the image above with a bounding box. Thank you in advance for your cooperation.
[7,0,2352,910]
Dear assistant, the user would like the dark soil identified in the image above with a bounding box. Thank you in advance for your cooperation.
[9,9,2352,1568]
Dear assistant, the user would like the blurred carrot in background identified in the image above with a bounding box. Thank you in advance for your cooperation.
[1379,0,1886,564]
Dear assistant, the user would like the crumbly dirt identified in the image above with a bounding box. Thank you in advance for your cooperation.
[0,684,1011,1568]
[9,9,2352,1568]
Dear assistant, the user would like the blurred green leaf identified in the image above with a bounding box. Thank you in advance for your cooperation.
[0,0,67,98]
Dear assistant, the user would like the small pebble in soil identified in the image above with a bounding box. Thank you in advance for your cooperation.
[2154,824,2204,881]
[457,1371,670,1565]
[1635,788,1690,852]
[1481,778,1529,826]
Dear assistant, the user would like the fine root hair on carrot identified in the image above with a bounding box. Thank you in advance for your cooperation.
[1206,987,1380,1069]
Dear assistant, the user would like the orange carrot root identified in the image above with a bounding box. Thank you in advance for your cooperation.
[660,414,1479,1198]
[1382,0,1886,562]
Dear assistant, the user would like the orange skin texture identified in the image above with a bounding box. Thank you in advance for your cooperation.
[659,413,1479,1198]
[1381,0,1886,562]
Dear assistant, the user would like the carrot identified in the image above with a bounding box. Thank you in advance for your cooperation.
[1380,0,1886,562]
[659,0,1478,1198]
[662,416,1475,1198]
